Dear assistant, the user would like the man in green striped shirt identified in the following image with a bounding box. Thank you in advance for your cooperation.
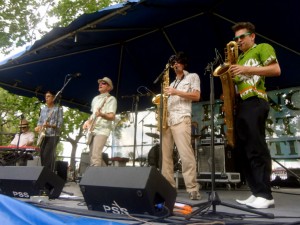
[230,22,281,209]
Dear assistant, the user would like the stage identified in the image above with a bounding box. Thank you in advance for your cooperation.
[2,180,299,225]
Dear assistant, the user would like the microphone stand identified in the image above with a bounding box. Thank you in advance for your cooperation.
[50,74,74,173]
[153,64,170,85]
[122,93,149,166]
[15,114,25,166]
[138,110,151,167]
[16,114,25,150]
[53,75,74,103]
[185,58,274,220]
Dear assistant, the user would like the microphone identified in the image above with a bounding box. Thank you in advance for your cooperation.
[67,73,81,78]
[34,100,44,104]
[168,55,176,66]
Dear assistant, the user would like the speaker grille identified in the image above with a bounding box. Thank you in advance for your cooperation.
[0,166,65,199]
[79,167,176,216]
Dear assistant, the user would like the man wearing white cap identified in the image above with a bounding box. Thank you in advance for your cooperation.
[83,77,117,166]
[10,119,35,147]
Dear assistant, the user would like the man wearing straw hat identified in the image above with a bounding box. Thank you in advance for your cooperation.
[83,77,117,167]
[9,119,35,147]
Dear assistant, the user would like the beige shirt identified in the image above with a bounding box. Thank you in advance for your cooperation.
[90,93,117,136]
[167,70,200,126]
[10,131,35,146]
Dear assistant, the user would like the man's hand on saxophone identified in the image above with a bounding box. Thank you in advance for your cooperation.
[164,86,177,96]
[165,86,200,101]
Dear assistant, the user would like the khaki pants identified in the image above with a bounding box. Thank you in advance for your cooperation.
[162,117,199,192]
[89,134,108,167]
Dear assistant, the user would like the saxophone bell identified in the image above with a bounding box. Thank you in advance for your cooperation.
[152,94,162,105]
[213,63,230,77]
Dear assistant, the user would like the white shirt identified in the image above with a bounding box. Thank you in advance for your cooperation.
[167,70,201,126]
[10,131,35,146]
[90,93,117,136]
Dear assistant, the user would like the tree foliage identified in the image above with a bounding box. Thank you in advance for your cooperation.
[0,0,55,55]
[0,87,89,171]
[0,0,126,177]
[0,88,40,138]
[0,0,125,55]
[48,0,122,28]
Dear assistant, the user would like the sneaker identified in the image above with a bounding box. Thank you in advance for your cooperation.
[189,191,201,200]
[236,195,256,205]
[246,197,275,209]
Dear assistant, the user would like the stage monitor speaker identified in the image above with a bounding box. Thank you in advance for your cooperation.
[0,166,65,199]
[79,166,176,216]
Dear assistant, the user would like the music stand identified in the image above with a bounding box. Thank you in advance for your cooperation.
[186,62,274,220]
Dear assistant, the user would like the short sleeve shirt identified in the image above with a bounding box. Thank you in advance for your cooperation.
[233,43,278,101]
[91,93,117,136]
[167,70,200,126]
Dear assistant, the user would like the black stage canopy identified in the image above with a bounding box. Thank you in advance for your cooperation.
[0,0,299,113]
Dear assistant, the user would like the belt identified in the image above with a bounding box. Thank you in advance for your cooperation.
[238,96,259,102]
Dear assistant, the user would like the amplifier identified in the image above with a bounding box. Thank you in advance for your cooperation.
[197,172,240,183]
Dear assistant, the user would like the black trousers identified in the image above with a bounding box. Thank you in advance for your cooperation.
[40,136,59,171]
[235,97,273,199]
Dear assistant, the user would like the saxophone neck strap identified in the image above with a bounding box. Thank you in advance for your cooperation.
[173,75,184,89]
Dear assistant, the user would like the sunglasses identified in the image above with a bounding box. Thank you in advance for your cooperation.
[99,81,108,86]
[233,32,252,41]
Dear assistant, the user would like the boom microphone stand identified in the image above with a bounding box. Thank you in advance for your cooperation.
[50,73,78,172]
[186,57,274,220]
[121,93,150,166]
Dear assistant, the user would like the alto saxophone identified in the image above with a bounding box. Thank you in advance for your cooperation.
[213,41,238,148]
[152,64,170,130]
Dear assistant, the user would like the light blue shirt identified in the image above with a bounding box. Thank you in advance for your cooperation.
[37,105,63,136]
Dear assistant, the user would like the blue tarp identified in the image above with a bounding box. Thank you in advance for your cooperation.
[0,194,126,225]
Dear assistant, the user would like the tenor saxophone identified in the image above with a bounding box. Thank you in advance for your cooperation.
[152,64,169,130]
[213,41,238,148]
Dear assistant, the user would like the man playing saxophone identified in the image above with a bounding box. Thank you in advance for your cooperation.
[162,51,201,200]
[230,22,281,209]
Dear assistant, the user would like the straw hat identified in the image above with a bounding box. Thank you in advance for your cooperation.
[98,77,113,90]
[19,119,29,128]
